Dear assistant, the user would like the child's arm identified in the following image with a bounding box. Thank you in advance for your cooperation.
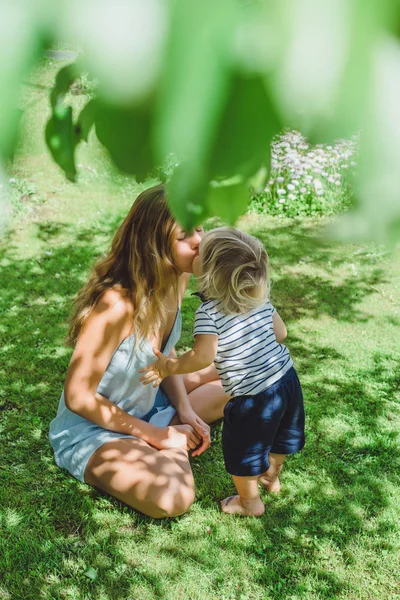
[273,311,287,342]
[139,334,218,387]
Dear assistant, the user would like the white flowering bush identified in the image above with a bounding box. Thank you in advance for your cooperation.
[249,130,358,217]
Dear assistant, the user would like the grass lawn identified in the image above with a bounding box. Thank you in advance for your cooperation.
[0,59,399,600]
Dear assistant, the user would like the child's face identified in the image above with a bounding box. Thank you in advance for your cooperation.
[192,254,201,277]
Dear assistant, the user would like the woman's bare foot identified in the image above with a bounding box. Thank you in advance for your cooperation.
[220,495,265,516]
[259,476,281,493]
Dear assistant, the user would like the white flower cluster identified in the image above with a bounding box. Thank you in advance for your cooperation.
[257,130,358,215]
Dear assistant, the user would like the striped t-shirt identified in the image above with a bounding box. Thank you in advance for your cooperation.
[193,299,293,397]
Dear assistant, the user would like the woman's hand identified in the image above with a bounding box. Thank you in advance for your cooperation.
[152,424,202,452]
[177,408,211,457]
[138,349,171,387]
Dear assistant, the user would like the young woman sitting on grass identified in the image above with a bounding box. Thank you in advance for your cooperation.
[140,227,305,516]
[49,184,229,518]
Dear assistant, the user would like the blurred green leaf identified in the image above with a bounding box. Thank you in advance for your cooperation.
[167,163,209,229]
[95,101,155,182]
[155,0,234,229]
[76,99,97,143]
[45,106,77,182]
[59,0,167,104]
[209,74,281,178]
[332,33,400,245]
[167,170,250,229]
[330,0,400,142]
[0,2,42,160]
[165,71,279,227]
[206,178,249,225]
[249,166,268,193]
[2,109,23,162]
[155,0,235,164]
[313,0,380,142]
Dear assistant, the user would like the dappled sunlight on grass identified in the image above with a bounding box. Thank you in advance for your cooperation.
[1,195,399,597]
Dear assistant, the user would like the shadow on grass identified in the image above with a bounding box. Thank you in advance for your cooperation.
[253,222,387,323]
[0,218,399,600]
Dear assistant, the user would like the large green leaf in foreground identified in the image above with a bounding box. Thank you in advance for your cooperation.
[95,101,155,183]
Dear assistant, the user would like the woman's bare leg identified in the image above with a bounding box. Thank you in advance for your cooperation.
[84,368,226,517]
[84,438,195,518]
[183,365,229,423]
[259,453,286,493]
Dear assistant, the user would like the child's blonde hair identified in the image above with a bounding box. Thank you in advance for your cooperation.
[197,227,270,314]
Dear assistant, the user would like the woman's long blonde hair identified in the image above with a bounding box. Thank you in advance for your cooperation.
[67,184,179,346]
[197,227,269,314]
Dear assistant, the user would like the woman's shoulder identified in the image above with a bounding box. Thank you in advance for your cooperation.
[94,286,134,322]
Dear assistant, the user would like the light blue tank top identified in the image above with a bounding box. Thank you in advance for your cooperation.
[49,310,182,482]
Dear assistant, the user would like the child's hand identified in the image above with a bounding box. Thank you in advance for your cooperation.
[138,349,171,387]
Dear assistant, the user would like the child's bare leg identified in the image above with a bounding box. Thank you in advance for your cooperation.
[221,475,265,516]
[259,453,286,492]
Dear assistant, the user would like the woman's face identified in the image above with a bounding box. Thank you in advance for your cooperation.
[172,225,204,274]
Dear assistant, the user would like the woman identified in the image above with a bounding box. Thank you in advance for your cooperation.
[49,184,228,518]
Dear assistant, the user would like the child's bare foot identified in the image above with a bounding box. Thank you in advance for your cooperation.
[220,495,265,517]
[259,476,281,493]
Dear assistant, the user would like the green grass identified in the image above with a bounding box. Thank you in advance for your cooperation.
[0,59,400,600]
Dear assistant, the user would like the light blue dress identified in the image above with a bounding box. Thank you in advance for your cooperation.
[49,310,181,483]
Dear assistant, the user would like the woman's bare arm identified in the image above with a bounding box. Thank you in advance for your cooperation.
[160,347,211,456]
[64,289,195,449]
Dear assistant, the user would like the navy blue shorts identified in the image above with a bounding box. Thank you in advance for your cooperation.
[222,367,305,477]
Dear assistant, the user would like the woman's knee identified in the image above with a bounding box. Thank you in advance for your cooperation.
[141,481,196,519]
[84,439,195,518]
